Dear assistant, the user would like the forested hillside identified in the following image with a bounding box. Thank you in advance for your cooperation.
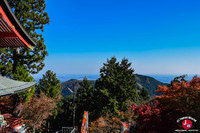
[135,74,168,95]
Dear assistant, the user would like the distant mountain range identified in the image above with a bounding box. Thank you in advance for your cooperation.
[61,74,168,97]
[134,74,168,96]
[34,73,195,84]
[61,79,95,97]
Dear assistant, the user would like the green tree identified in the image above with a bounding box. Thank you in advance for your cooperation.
[76,77,95,111]
[95,57,138,114]
[13,65,35,103]
[38,70,62,130]
[0,0,49,77]
[139,87,150,101]
[38,70,62,99]
[76,77,96,129]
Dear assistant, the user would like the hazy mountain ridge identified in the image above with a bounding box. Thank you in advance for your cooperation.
[134,74,168,95]
[61,74,168,97]
[61,79,95,96]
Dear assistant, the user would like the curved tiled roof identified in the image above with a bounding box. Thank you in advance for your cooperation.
[0,76,37,96]
[0,0,36,49]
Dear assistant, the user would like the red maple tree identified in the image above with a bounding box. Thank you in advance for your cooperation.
[156,75,200,118]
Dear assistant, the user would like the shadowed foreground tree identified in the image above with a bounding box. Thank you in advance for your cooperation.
[15,93,56,132]
[49,96,74,132]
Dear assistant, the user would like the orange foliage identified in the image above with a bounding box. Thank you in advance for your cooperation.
[90,111,134,133]
[14,93,56,129]
[156,75,200,116]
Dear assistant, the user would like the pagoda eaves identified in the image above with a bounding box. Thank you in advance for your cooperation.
[0,0,36,50]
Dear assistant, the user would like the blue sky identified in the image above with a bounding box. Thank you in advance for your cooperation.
[37,0,200,76]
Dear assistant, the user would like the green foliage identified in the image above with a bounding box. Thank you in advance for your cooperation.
[13,65,34,82]
[76,77,95,108]
[76,77,96,128]
[50,58,139,131]
[139,87,150,101]
[38,70,62,98]
[13,65,35,103]
[95,57,139,114]
[0,0,49,77]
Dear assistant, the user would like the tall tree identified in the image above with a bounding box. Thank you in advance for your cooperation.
[95,57,138,114]
[76,77,95,112]
[38,70,62,99]
[76,77,96,129]
[37,70,63,132]
[0,0,49,77]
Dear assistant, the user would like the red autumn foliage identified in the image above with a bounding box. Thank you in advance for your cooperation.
[156,75,200,118]
[130,100,178,133]
[131,76,200,133]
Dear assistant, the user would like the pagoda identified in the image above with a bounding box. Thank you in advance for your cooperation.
[0,0,38,132]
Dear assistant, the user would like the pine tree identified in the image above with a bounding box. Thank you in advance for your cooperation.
[38,70,62,99]
[76,77,96,127]
[0,0,49,77]
[95,57,138,114]
[13,65,35,103]
[76,77,95,109]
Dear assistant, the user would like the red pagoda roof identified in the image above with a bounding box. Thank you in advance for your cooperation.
[0,0,36,50]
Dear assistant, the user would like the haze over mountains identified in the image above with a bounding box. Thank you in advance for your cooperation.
[34,73,195,83]
[61,74,169,97]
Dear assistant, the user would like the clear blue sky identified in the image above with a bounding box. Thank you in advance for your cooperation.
[38,0,200,76]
